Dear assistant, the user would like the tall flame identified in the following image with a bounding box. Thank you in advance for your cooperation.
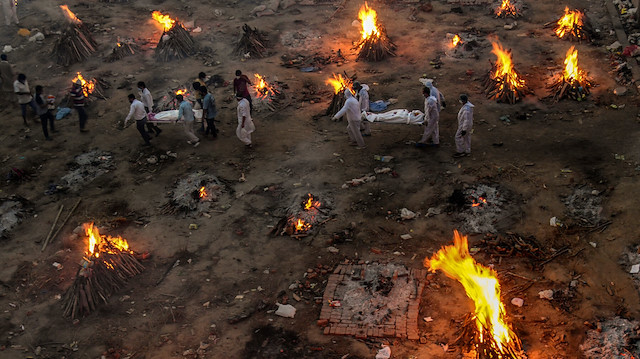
[555,7,584,39]
[72,72,96,97]
[60,5,81,25]
[426,231,522,356]
[490,41,527,91]
[254,73,275,100]
[495,0,518,17]
[84,223,132,259]
[562,46,585,83]
[358,2,380,40]
[152,10,176,32]
[326,73,353,95]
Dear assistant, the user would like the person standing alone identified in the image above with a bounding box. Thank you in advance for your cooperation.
[454,94,474,157]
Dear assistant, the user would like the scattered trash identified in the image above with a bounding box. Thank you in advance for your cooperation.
[550,217,563,227]
[28,32,45,42]
[426,207,441,217]
[423,316,433,322]
[189,223,198,230]
[538,289,554,300]
[342,174,376,188]
[400,234,413,240]
[327,246,339,254]
[375,345,391,359]
[589,242,597,248]
[504,21,517,30]
[560,168,573,173]
[52,262,63,270]
[511,297,524,307]
[329,300,341,307]
[400,208,416,220]
[374,155,394,162]
[614,154,626,160]
[606,41,622,51]
[630,264,640,274]
[275,303,296,318]
[374,167,392,174]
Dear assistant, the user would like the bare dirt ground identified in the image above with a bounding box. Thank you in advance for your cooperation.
[1,0,640,358]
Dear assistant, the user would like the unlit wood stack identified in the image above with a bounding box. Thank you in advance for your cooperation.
[52,24,97,66]
[62,252,144,319]
[235,24,269,58]
[105,42,138,62]
[155,23,195,62]
[354,26,396,62]
[482,65,531,104]
[548,75,592,102]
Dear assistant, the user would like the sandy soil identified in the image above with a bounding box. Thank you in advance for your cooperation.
[1,0,640,358]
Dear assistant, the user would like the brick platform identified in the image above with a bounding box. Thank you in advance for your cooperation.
[318,263,427,340]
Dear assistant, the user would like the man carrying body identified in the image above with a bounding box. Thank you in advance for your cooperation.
[35,85,55,140]
[124,94,151,146]
[454,94,474,158]
[201,86,218,138]
[353,81,371,137]
[137,81,161,136]
[416,86,439,148]
[13,73,36,126]
[175,94,200,147]
[332,89,365,149]
[236,92,255,148]
[70,79,88,132]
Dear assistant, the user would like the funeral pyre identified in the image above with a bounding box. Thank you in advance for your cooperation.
[251,73,290,112]
[354,2,396,62]
[426,231,525,358]
[548,46,593,101]
[483,40,531,104]
[53,5,97,66]
[235,24,270,59]
[62,223,145,319]
[445,32,485,59]
[152,11,195,62]
[552,7,593,42]
[105,40,139,62]
[271,193,329,238]
[493,0,523,18]
[325,72,355,116]
[161,172,225,214]
[71,71,106,99]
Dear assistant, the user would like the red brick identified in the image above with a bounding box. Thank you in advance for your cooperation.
[324,327,331,335]
[317,319,329,327]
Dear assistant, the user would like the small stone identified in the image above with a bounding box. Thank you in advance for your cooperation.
[538,289,554,300]
[630,264,640,274]
[511,297,524,307]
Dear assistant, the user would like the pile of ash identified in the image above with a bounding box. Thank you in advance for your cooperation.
[58,150,115,192]
[580,317,640,358]
[450,184,518,234]
[563,186,603,225]
[0,196,30,240]
[163,172,225,214]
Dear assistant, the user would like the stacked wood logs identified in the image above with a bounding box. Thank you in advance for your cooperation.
[52,23,97,66]
[235,24,269,59]
[62,252,144,319]
[548,74,592,102]
[354,26,396,62]
[155,23,195,62]
[482,65,531,104]
[325,72,356,117]
[105,42,138,62]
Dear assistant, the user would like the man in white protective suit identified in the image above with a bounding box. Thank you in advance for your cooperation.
[416,86,439,148]
[454,94,474,158]
[353,81,371,137]
[332,89,365,149]
[424,79,445,111]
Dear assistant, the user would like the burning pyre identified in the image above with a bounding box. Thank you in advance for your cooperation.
[548,46,593,101]
[235,24,270,59]
[325,72,355,116]
[152,11,195,62]
[425,231,525,358]
[71,72,106,99]
[252,73,290,112]
[105,40,138,63]
[53,5,97,66]
[161,172,224,214]
[271,193,327,238]
[62,223,145,319]
[494,0,522,18]
[354,2,396,62]
[553,7,592,42]
[483,41,531,104]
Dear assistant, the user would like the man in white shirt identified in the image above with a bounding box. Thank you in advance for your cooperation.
[2,0,18,26]
[13,73,36,126]
[124,94,151,146]
[236,92,255,148]
[137,81,161,136]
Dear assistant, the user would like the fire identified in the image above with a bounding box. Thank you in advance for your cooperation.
[471,197,487,207]
[175,88,188,96]
[60,5,81,24]
[495,0,518,17]
[555,7,584,39]
[84,223,132,259]
[358,2,380,40]
[295,218,311,232]
[72,72,96,97]
[326,73,353,95]
[254,73,275,100]
[303,193,321,211]
[426,231,523,357]
[562,46,586,83]
[199,186,207,199]
[452,34,461,47]
[490,41,527,92]
[152,10,176,32]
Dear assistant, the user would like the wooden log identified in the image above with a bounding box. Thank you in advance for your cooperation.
[41,204,64,248]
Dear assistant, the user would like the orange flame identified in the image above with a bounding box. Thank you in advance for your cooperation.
[490,41,527,92]
[425,231,523,357]
[495,0,518,17]
[326,73,353,95]
[84,223,132,259]
[562,46,587,83]
[60,5,82,24]
[72,72,96,97]
[294,218,311,232]
[358,2,380,40]
[152,10,176,32]
[254,73,275,100]
[303,193,321,211]
[175,88,188,96]
[471,197,487,207]
[452,34,461,47]
[199,186,207,199]
[555,7,584,39]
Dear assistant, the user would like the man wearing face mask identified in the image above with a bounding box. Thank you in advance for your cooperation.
[332,89,365,149]
[454,94,474,158]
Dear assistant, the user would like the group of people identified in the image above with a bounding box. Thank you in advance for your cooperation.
[333,78,475,157]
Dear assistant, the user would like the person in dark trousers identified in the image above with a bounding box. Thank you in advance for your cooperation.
[124,94,151,146]
[137,81,162,136]
[233,70,252,111]
[13,73,37,126]
[34,85,55,140]
[70,79,88,132]
[200,86,218,138]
